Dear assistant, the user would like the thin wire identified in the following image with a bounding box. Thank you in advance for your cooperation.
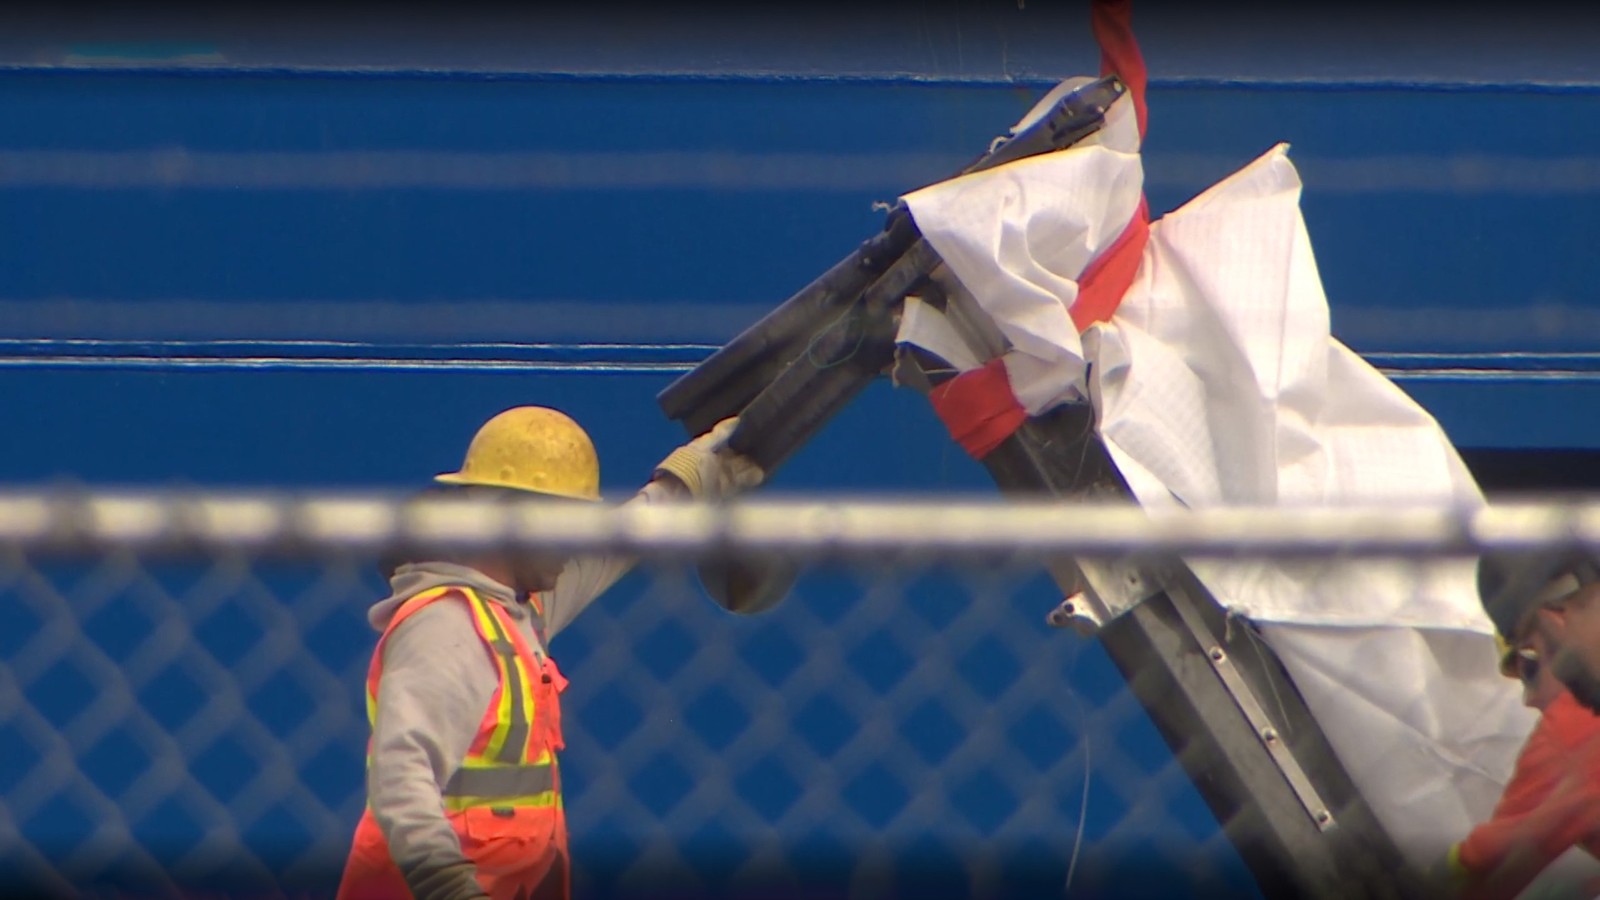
[1240,617,1295,739]
[803,303,869,370]
[1062,665,1092,896]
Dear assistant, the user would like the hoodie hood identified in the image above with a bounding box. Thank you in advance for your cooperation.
[368,561,523,631]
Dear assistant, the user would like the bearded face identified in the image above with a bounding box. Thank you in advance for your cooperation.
[1536,584,1600,713]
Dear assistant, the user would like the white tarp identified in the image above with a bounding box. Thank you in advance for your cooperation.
[899,99,1536,867]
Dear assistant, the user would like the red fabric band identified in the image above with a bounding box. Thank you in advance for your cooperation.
[929,0,1152,461]
[1078,0,1152,329]
[1071,196,1149,331]
[927,358,1027,460]
[1092,0,1148,140]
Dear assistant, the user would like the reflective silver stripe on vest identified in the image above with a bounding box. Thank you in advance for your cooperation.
[471,593,533,766]
[443,763,555,798]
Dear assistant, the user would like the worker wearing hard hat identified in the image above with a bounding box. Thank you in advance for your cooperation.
[1438,551,1600,900]
[1444,625,1600,898]
[1481,552,1600,717]
[336,407,760,900]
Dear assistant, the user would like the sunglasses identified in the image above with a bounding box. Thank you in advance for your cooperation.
[1512,647,1541,685]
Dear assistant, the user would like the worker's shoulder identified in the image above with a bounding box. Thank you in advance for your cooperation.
[387,588,481,636]
[1530,691,1600,756]
[378,596,489,672]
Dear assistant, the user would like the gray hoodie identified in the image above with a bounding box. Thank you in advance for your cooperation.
[364,481,674,900]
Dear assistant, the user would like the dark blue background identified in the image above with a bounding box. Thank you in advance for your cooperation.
[1,54,1596,899]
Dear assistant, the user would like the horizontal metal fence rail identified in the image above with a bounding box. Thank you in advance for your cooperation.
[1,491,1598,560]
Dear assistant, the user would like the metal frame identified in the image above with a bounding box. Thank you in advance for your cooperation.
[898,271,1432,897]
[967,399,1428,899]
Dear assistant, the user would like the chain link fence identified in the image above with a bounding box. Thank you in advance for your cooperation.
[4,493,1593,899]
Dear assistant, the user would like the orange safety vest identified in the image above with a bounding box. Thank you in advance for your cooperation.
[337,585,570,900]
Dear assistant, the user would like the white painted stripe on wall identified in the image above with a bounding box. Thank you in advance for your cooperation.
[0,298,775,343]
[4,298,1600,348]
[0,355,698,373]
[0,149,954,192]
[3,354,1598,384]
[0,149,1598,195]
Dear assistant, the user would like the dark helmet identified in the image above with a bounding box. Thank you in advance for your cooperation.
[1477,549,1600,648]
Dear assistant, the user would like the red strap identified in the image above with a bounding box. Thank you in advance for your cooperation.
[927,358,1027,460]
[930,165,1150,461]
[1071,196,1149,331]
[929,0,1151,461]
[1092,0,1148,140]
[1079,0,1151,329]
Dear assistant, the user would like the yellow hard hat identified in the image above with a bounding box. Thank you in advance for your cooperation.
[435,406,601,501]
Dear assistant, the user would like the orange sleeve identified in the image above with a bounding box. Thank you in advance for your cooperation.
[1090,0,1148,139]
[1455,695,1600,900]
[1456,712,1568,873]
[1459,785,1600,900]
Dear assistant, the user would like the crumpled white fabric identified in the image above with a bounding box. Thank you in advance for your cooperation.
[902,78,1144,413]
[1096,144,1533,866]
[1259,624,1534,865]
[898,121,1537,869]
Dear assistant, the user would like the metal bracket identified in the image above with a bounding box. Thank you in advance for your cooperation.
[1041,554,1162,634]
[1045,592,1105,636]
[1168,588,1336,833]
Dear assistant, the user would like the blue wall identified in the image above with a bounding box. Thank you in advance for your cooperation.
[1,59,1597,898]
[2,72,1596,468]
